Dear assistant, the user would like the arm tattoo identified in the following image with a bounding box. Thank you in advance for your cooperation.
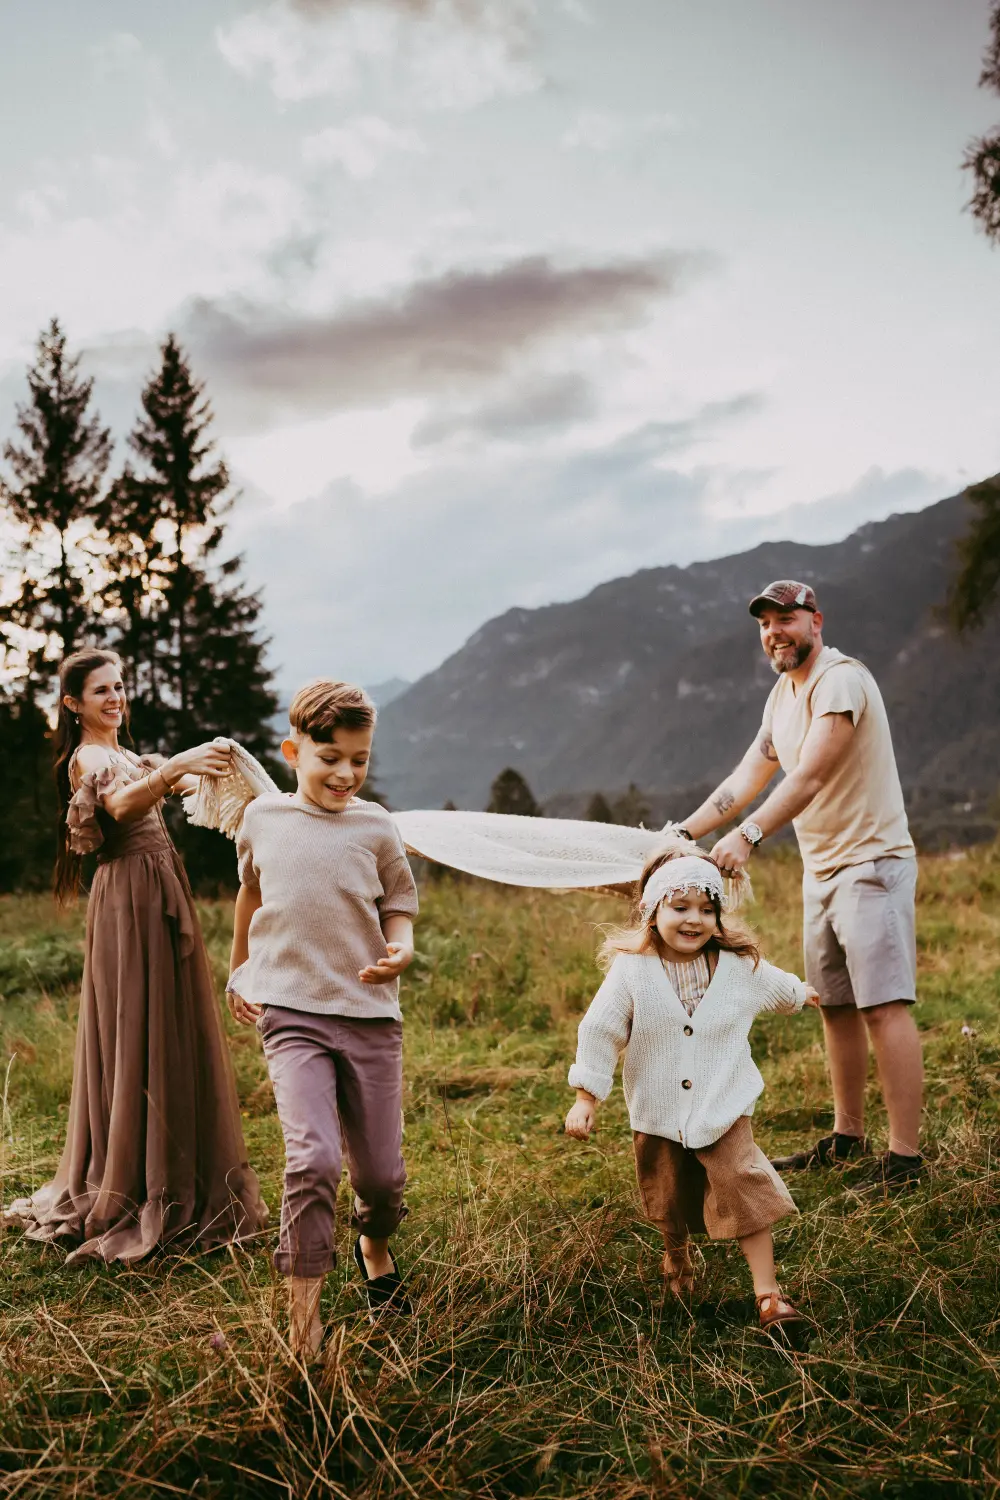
[712,786,736,816]
[758,733,779,763]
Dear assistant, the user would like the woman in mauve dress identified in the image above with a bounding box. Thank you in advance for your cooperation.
[5,648,267,1264]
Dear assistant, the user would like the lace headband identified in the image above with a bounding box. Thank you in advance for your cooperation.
[639,855,750,918]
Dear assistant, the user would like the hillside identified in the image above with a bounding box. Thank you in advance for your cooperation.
[377,493,999,839]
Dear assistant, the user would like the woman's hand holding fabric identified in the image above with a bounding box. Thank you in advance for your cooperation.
[165,739,234,785]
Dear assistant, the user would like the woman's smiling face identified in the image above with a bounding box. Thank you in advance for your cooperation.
[68,662,127,738]
[654,886,718,959]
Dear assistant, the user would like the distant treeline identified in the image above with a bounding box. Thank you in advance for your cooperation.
[485,767,651,828]
[0,320,280,893]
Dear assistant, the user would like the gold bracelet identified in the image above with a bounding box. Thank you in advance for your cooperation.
[147,768,167,801]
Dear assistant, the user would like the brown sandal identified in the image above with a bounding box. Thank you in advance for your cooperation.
[757,1291,806,1332]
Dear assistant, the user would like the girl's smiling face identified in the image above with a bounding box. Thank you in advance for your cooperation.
[654,886,719,960]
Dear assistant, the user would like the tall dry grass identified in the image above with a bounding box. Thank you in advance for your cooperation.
[0,844,998,1497]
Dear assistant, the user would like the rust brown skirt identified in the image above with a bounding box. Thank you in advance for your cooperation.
[6,833,267,1264]
[634,1117,797,1242]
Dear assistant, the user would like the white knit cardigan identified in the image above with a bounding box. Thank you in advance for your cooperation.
[568,950,807,1149]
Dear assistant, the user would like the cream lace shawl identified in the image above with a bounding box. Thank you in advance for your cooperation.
[185,741,689,892]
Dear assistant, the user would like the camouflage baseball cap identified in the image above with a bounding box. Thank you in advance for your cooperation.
[748,579,818,617]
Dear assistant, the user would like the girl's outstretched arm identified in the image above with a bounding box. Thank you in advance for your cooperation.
[567,958,633,1104]
[753,958,813,1015]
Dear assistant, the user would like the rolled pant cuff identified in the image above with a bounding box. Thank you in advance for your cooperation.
[350,1202,408,1239]
[273,1249,336,1277]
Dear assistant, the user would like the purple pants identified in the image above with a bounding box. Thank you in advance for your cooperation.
[259,1007,407,1277]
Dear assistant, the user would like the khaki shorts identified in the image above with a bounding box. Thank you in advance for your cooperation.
[803,856,917,1011]
[633,1117,798,1243]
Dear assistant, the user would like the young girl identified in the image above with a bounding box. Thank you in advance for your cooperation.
[564,842,819,1333]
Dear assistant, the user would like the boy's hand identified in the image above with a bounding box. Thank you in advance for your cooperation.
[565,1097,596,1140]
[227,982,262,1025]
[359,943,414,985]
[803,984,821,1009]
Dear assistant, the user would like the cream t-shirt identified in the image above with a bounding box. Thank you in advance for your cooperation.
[759,646,914,880]
[236,794,419,1019]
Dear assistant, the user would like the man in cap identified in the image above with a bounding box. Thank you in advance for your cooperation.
[672,581,923,1194]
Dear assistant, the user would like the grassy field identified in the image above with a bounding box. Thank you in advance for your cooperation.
[0,844,999,1498]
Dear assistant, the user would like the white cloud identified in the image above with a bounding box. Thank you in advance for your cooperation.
[561,109,679,152]
[146,113,179,161]
[0,159,308,356]
[90,31,144,72]
[216,0,540,110]
[230,407,780,686]
[558,0,595,24]
[15,185,65,228]
[235,436,952,694]
[229,400,428,505]
[301,116,425,178]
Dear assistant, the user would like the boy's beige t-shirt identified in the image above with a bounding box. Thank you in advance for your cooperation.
[236,793,419,1019]
[759,645,914,880]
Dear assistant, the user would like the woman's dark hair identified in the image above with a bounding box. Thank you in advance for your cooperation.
[53,649,129,903]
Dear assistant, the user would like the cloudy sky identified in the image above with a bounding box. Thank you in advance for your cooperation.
[2,0,999,692]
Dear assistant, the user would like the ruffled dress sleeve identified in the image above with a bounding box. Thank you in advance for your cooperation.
[66,766,125,855]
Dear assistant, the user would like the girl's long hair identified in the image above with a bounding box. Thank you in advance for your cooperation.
[53,649,130,903]
[598,840,761,971]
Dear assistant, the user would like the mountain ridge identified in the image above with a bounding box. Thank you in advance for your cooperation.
[376,494,998,837]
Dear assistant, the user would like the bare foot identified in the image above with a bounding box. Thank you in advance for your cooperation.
[289,1275,324,1360]
[662,1246,695,1300]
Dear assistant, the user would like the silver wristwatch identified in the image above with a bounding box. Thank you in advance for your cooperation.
[738,820,763,847]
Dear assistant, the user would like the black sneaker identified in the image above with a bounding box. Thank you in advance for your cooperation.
[770,1132,870,1173]
[353,1238,412,1317]
[851,1152,924,1197]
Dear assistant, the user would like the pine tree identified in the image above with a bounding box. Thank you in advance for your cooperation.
[613,782,650,827]
[0,689,57,891]
[947,474,1000,632]
[954,9,1000,627]
[104,334,277,755]
[487,767,540,816]
[964,2,1000,244]
[586,791,615,823]
[0,319,111,694]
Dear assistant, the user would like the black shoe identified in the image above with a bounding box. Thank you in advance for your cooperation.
[353,1238,412,1317]
[770,1132,870,1173]
[851,1151,924,1197]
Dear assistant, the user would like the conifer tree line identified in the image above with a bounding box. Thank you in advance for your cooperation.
[486,767,650,827]
[0,319,278,891]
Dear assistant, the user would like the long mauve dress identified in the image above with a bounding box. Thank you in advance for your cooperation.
[6,752,267,1263]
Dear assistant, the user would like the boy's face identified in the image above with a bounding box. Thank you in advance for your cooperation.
[281,725,373,813]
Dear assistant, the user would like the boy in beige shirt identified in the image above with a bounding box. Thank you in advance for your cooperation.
[227,679,418,1359]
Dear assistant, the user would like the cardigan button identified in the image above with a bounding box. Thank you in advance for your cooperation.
[681,1078,692,1090]
[683,1025,693,1036]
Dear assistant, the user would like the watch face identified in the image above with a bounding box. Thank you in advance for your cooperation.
[742,821,763,845]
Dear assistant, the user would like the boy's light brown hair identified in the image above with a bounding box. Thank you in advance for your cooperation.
[288,679,377,743]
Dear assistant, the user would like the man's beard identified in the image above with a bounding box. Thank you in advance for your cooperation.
[768,639,813,675]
